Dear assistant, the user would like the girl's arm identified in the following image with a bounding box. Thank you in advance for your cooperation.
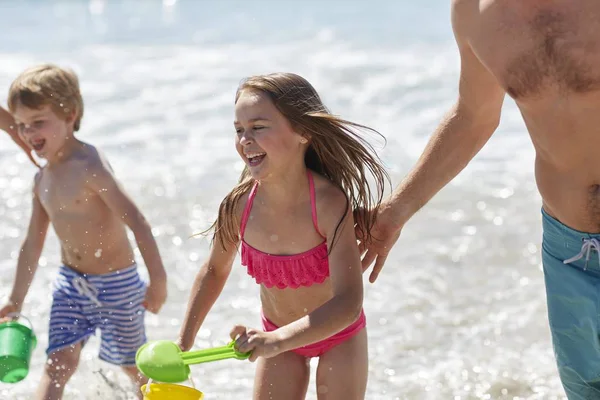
[0,106,39,167]
[232,187,364,359]
[0,106,13,132]
[177,203,243,351]
[271,189,364,352]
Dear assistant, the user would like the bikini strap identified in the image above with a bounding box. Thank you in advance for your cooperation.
[308,170,326,239]
[239,181,259,239]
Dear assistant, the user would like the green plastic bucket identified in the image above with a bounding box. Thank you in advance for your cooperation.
[0,313,37,383]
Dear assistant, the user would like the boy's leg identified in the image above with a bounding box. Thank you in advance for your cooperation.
[42,269,95,400]
[315,328,368,400]
[98,315,147,398]
[253,350,310,400]
[93,265,148,397]
[35,342,82,400]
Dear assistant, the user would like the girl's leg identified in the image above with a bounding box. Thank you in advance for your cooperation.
[254,350,310,400]
[122,366,148,400]
[315,328,368,400]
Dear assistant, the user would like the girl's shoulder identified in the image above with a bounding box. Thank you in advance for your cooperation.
[216,180,255,228]
[231,184,253,223]
[311,171,350,236]
[311,172,346,203]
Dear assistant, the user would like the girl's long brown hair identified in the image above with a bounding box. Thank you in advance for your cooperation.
[209,72,389,250]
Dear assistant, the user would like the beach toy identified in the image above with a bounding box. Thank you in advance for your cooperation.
[141,382,203,400]
[136,340,251,383]
[0,313,37,383]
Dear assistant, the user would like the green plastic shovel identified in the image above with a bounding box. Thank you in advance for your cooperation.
[135,340,251,383]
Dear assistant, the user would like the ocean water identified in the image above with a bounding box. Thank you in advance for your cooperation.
[0,0,565,399]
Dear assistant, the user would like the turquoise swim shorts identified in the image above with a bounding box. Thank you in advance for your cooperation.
[542,208,600,399]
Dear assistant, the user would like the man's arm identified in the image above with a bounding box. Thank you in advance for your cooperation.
[0,106,39,167]
[361,0,506,281]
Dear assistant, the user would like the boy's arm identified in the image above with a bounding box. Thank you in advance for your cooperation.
[0,106,39,168]
[86,159,167,313]
[0,174,49,317]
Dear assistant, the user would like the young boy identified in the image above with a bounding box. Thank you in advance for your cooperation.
[0,64,167,399]
[1,105,39,167]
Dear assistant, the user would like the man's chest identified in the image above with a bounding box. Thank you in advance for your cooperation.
[469,1,600,99]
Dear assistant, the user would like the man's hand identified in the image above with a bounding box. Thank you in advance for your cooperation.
[355,199,404,283]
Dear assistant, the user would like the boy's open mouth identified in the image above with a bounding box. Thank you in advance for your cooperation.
[30,139,46,152]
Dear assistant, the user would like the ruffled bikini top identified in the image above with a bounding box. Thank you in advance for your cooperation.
[240,170,329,289]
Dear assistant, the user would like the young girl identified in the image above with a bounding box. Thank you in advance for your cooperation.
[178,72,388,399]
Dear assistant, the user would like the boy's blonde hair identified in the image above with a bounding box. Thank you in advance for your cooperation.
[8,64,84,131]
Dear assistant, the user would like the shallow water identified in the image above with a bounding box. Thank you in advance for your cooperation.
[0,1,564,398]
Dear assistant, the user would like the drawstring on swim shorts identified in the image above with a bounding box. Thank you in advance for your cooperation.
[563,238,600,270]
[72,276,103,307]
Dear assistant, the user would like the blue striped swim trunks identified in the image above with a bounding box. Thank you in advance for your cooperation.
[47,264,147,366]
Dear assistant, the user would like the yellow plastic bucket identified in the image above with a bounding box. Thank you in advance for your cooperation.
[141,383,203,400]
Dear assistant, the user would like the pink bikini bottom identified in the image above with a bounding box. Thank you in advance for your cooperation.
[261,309,366,358]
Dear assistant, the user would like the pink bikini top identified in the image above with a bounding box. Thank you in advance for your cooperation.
[240,171,330,289]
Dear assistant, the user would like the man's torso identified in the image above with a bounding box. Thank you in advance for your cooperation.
[461,0,600,231]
